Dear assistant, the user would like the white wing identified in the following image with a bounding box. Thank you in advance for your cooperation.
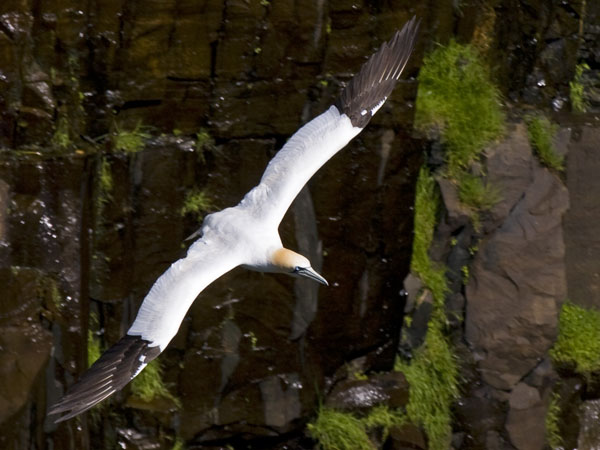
[240,105,362,224]
[48,17,420,422]
[240,16,420,225]
[49,236,243,422]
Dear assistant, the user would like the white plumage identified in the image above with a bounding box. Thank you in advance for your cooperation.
[48,16,419,422]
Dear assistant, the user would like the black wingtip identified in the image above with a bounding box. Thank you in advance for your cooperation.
[48,335,161,423]
[335,16,420,128]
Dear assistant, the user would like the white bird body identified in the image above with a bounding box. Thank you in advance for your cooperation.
[49,17,420,422]
[130,105,363,350]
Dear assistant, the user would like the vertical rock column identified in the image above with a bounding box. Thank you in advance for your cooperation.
[462,123,569,450]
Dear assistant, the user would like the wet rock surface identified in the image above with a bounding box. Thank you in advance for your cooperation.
[325,372,409,412]
[1,1,600,449]
[564,126,600,308]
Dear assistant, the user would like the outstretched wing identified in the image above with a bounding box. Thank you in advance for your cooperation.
[49,237,242,422]
[241,17,419,225]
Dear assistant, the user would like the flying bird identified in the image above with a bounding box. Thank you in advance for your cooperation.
[49,17,419,422]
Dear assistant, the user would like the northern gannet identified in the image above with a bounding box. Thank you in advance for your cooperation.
[49,17,419,422]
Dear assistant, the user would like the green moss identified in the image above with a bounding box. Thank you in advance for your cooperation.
[410,167,447,308]
[307,407,373,450]
[395,324,459,450]
[113,122,150,153]
[196,128,214,150]
[131,358,181,407]
[195,128,215,163]
[181,188,213,222]
[172,437,185,450]
[87,329,101,367]
[457,171,501,229]
[414,40,504,177]
[352,371,368,381]
[570,62,590,113]
[461,265,470,284]
[458,172,500,212]
[99,159,113,194]
[52,117,71,150]
[87,319,105,425]
[545,392,562,449]
[526,115,564,172]
[97,157,113,207]
[47,278,62,312]
[400,165,459,449]
[362,405,406,441]
[549,302,600,377]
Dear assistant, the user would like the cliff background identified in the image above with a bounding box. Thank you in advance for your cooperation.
[0,1,599,449]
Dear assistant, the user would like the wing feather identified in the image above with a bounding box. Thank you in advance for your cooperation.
[49,237,242,422]
[240,17,419,225]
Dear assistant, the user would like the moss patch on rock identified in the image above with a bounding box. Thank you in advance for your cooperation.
[181,188,213,222]
[307,405,406,450]
[545,392,562,449]
[397,167,459,450]
[550,302,600,377]
[131,358,181,407]
[414,40,504,177]
[308,407,373,450]
[51,116,71,151]
[113,122,150,153]
[458,172,500,212]
[395,324,458,450]
[526,114,564,172]
[570,62,590,113]
[410,167,447,309]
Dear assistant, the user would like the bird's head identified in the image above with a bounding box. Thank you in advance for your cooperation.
[272,248,328,286]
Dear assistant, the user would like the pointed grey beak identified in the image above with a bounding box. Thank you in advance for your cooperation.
[296,267,329,286]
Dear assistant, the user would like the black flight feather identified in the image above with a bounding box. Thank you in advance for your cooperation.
[48,335,160,423]
[335,16,420,128]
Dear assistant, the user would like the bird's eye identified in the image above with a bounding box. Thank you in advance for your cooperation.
[292,266,301,274]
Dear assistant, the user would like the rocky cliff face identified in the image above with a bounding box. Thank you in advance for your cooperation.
[1,0,599,449]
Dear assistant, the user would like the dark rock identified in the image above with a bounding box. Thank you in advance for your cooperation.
[402,273,423,313]
[259,374,303,429]
[484,430,507,450]
[524,357,556,388]
[385,423,427,450]
[326,372,409,412]
[400,290,433,351]
[552,126,571,158]
[446,293,465,327]
[564,126,600,308]
[577,399,600,450]
[446,226,473,294]
[508,382,541,410]
[465,149,569,389]
[115,427,162,450]
[437,177,470,230]
[0,179,8,262]
[290,187,323,340]
[483,122,534,233]
[0,325,52,424]
[505,403,546,450]
[551,377,585,450]
[0,267,52,323]
[2,2,594,449]
[454,390,506,449]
